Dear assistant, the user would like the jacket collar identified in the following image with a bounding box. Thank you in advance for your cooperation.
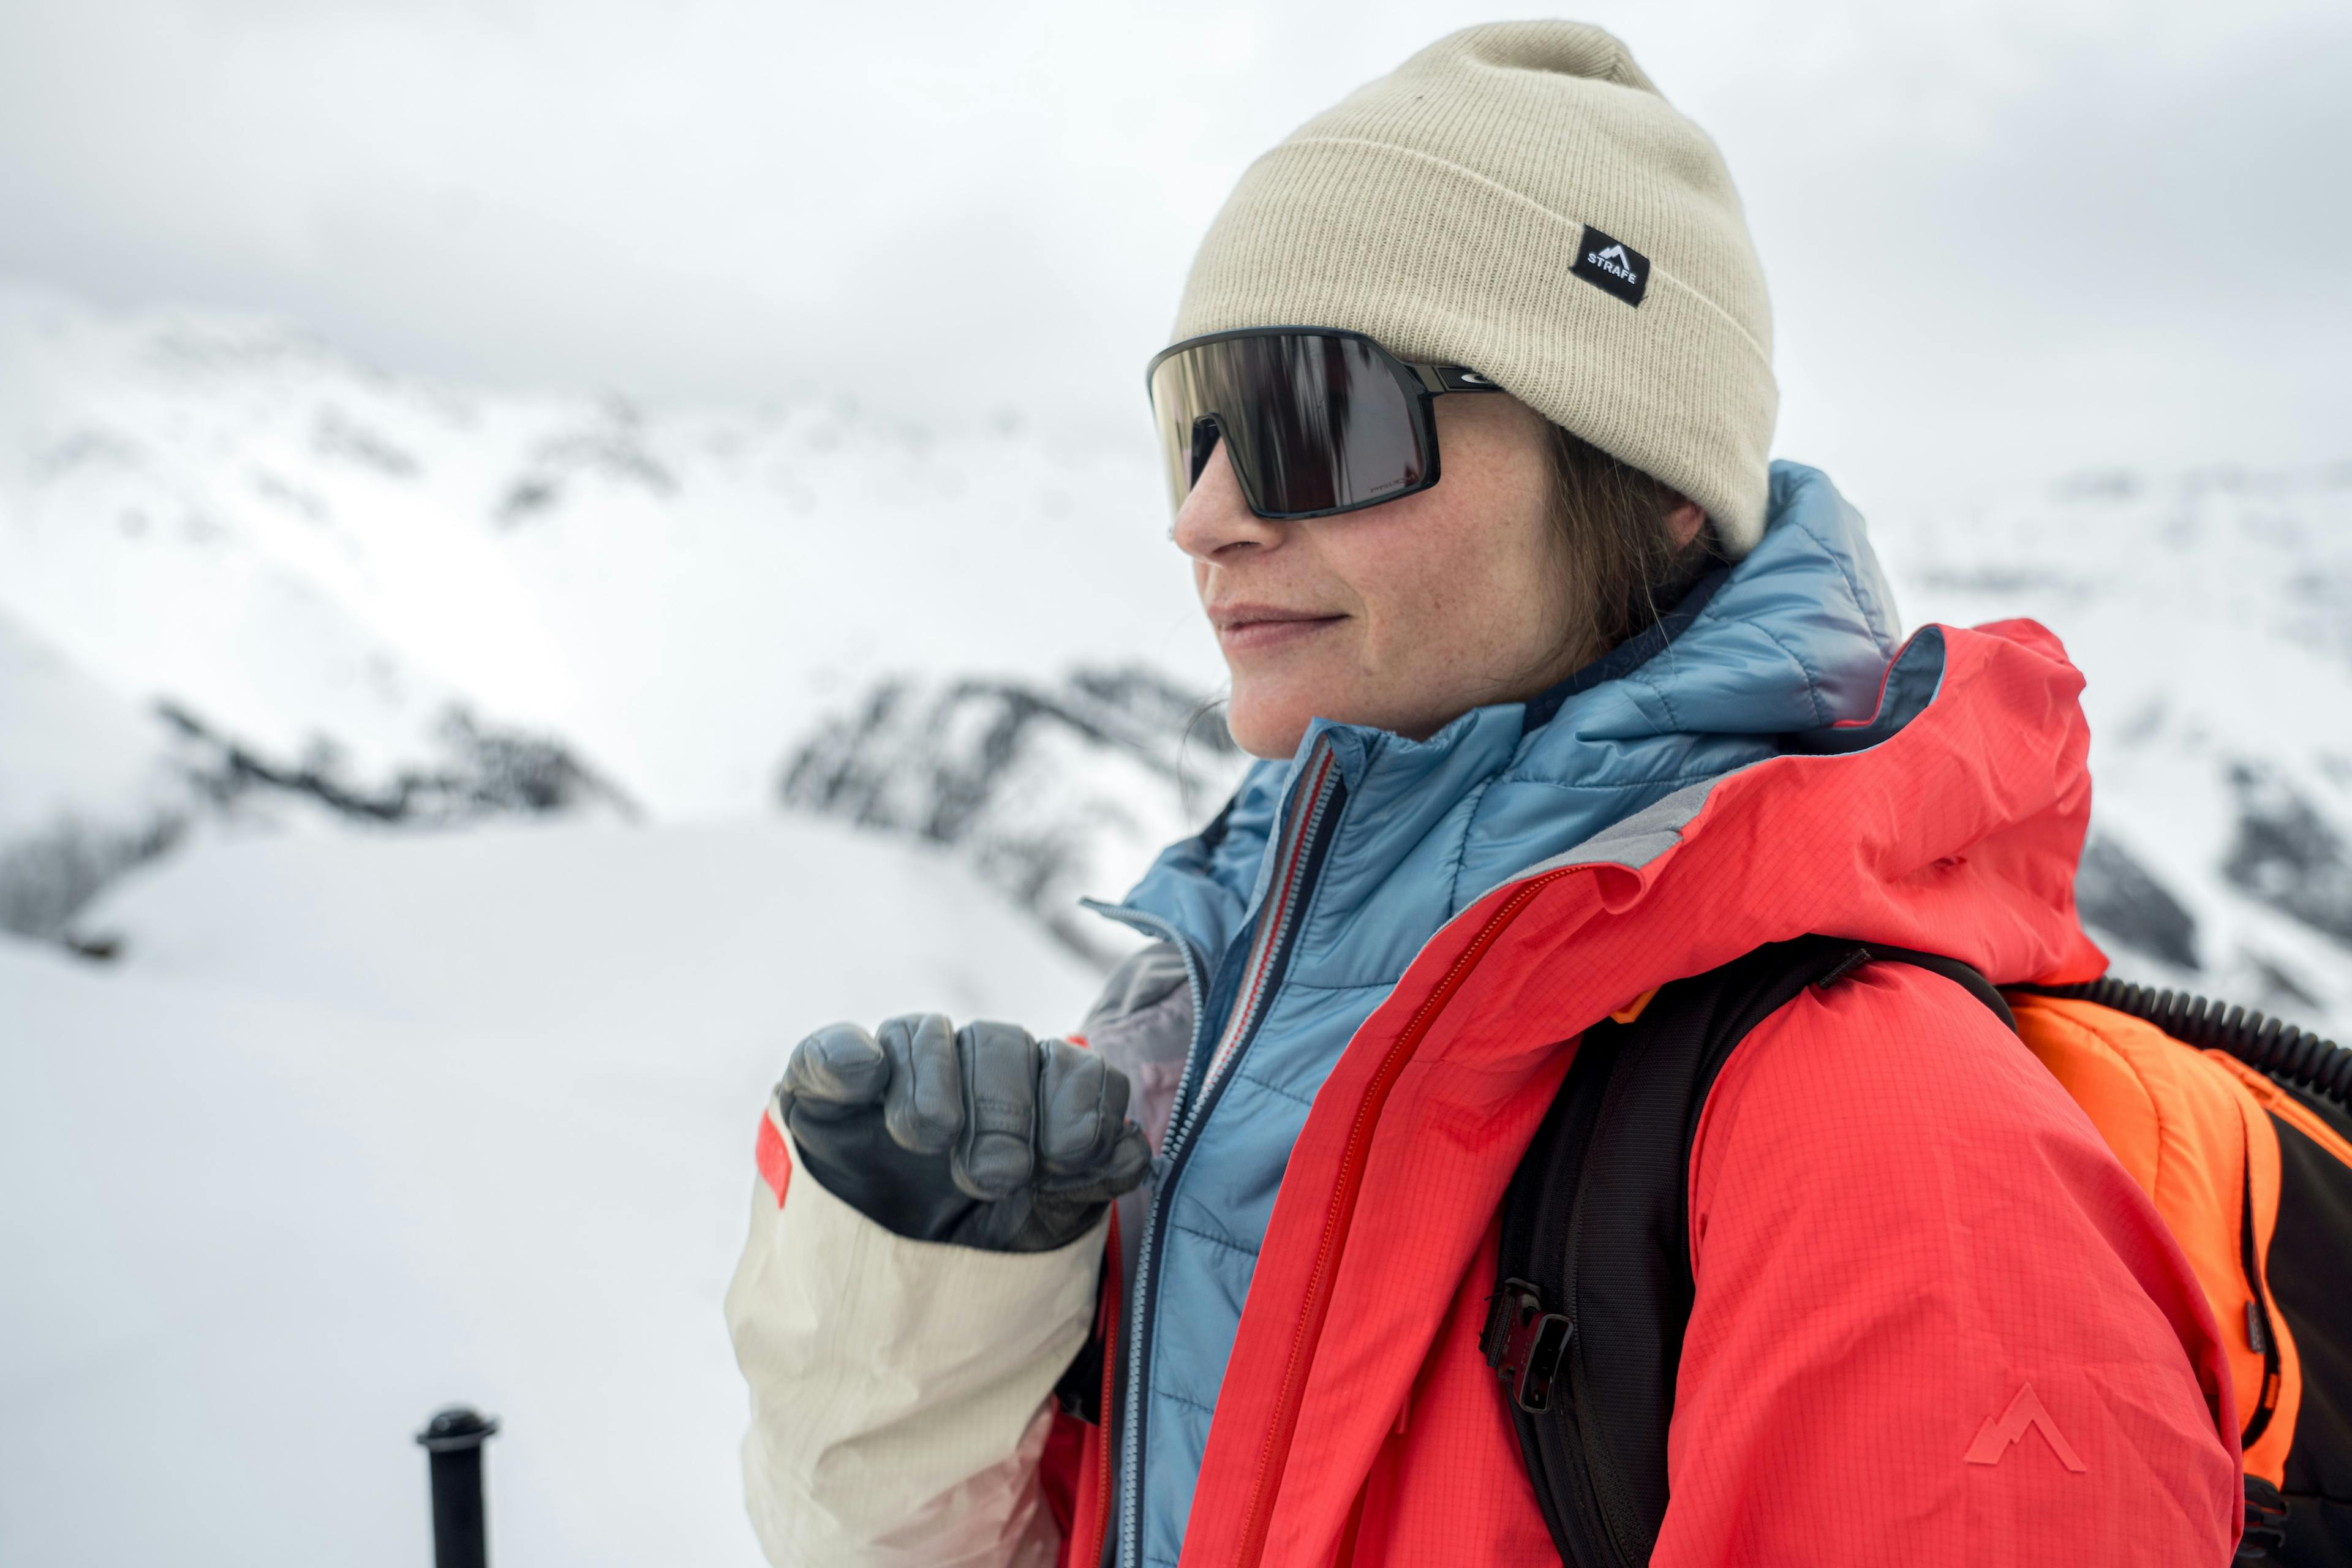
[1106,462,1906,974]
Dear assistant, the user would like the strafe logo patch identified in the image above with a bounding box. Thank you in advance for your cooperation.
[1571,227,1648,306]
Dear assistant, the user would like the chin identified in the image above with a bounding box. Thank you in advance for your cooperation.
[1225,692,1313,761]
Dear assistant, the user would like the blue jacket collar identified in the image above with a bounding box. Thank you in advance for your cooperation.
[1105,461,1905,974]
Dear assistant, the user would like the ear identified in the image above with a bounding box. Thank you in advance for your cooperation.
[1664,496,1706,549]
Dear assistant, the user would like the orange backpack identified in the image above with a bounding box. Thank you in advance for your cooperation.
[2011,981,2352,1561]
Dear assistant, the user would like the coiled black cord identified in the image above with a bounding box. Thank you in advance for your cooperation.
[2027,978,2352,1104]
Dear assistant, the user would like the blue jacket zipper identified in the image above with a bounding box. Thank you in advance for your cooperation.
[1098,739,1348,1568]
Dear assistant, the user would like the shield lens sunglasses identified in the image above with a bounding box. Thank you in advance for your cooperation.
[1145,327,1504,521]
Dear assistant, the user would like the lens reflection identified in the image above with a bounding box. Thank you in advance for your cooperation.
[1148,333,1427,518]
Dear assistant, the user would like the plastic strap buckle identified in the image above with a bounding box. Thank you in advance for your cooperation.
[1483,1278,1575,1415]
[2239,1475,2290,1559]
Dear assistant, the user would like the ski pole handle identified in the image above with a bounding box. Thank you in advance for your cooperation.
[416,1405,499,1568]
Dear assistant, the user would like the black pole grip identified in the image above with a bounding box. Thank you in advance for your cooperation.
[417,1405,499,1568]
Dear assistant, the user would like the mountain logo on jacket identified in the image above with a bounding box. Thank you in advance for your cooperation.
[1962,1384,2088,1472]
[1570,228,1648,307]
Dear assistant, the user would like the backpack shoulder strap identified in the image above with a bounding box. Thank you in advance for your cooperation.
[1483,936,2011,1567]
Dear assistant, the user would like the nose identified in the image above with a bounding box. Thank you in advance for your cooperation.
[1171,429,1284,564]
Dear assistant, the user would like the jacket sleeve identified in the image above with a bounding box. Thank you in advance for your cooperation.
[724,1106,1104,1568]
[1661,962,2241,1566]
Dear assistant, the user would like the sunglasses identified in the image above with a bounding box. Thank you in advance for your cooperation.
[1145,326,1504,521]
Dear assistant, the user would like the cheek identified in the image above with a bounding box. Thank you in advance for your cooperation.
[1332,508,1543,663]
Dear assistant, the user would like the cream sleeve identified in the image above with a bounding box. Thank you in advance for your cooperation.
[724,1108,1104,1568]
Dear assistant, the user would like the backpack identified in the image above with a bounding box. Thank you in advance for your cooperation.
[1483,935,2352,1566]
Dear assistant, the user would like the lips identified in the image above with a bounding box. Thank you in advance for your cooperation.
[1209,603,1348,654]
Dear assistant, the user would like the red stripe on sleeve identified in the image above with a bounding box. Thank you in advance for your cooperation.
[755,1111,792,1208]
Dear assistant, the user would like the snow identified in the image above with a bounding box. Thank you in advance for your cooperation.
[0,817,1104,1566]
[0,611,176,840]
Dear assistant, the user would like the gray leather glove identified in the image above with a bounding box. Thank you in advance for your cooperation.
[775,1014,1152,1253]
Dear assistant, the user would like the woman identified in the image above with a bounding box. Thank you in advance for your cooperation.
[726,23,2241,1567]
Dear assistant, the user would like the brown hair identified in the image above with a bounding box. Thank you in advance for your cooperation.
[1543,424,1725,674]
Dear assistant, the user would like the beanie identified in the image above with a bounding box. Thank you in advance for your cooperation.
[1172,22,1776,554]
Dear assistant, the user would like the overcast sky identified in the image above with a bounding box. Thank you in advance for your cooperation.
[3,0,2347,516]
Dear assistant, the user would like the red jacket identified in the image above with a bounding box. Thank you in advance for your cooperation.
[1046,620,2241,1565]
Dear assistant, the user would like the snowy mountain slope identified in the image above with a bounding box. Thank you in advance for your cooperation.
[0,280,1216,820]
[0,607,176,837]
[0,816,1104,1568]
[781,662,1250,959]
[0,601,639,940]
[0,610,189,934]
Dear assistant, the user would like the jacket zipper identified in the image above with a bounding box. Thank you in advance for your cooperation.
[1112,740,1346,1568]
[1079,903,1205,1568]
[1076,1207,1123,1568]
[2239,1149,2283,1449]
[1175,745,1345,1144]
[1231,865,1573,1567]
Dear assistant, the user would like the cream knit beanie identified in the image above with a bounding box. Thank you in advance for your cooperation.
[1173,21,1775,553]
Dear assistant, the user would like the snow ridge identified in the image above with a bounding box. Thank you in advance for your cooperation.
[780,665,1247,960]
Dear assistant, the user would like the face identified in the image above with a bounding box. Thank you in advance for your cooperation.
[1175,391,1575,760]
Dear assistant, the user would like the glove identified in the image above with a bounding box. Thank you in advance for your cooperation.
[774,1014,1153,1253]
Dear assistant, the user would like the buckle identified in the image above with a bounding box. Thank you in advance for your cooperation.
[2239,1476,2289,1559]
[1483,1278,1575,1415]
